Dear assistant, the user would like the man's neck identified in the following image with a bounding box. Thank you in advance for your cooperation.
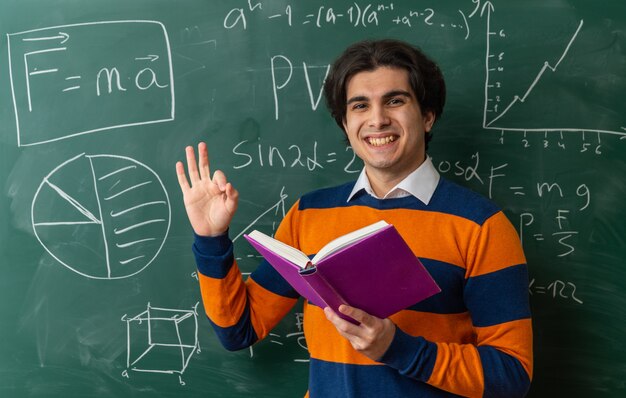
[365,158,426,198]
[366,171,405,198]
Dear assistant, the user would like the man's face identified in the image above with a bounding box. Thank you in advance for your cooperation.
[342,66,434,180]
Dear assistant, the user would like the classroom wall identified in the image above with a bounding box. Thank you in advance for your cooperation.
[1,0,625,397]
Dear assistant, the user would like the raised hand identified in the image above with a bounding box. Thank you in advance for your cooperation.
[176,142,239,237]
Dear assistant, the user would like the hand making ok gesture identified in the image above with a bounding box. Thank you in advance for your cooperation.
[175,142,239,237]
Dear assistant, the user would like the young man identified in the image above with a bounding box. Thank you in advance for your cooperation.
[176,39,533,397]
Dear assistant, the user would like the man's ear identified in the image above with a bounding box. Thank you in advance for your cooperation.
[423,111,435,133]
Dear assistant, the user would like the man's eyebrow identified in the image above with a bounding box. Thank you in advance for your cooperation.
[346,90,413,105]
[383,90,413,99]
[346,95,368,105]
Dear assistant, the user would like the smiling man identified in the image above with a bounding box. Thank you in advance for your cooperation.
[342,66,435,197]
[177,39,533,397]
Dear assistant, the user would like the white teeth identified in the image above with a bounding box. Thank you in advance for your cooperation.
[368,136,396,146]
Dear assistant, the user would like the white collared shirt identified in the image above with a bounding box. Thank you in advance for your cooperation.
[347,156,440,205]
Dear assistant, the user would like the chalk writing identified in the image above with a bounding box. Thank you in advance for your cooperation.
[248,312,309,362]
[487,165,591,211]
[434,152,484,185]
[519,211,581,258]
[7,20,175,147]
[232,140,360,174]
[529,278,583,304]
[433,151,590,259]
[498,130,606,154]
[270,54,330,120]
[225,1,469,33]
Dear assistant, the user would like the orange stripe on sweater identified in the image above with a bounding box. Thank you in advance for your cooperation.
[246,277,298,340]
[428,341,485,398]
[427,318,534,397]
[198,266,298,336]
[466,211,527,277]
[294,206,484,269]
[198,264,247,328]
[476,318,534,379]
[304,304,476,365]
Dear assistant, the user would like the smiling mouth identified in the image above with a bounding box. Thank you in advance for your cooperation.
[367,135,397,147]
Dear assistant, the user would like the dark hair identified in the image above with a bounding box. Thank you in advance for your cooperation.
[323,39,446,150]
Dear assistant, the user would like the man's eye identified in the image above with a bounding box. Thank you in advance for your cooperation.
[352,103,367,110]
[388,98,404,105]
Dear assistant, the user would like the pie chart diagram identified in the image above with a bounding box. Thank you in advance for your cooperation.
[31,153,171,279]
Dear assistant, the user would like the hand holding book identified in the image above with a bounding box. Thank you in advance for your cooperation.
[323,304,397,360]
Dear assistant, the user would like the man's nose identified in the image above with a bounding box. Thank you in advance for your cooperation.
[367,105,391,129]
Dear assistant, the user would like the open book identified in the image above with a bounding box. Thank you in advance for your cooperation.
[244,221,440,323]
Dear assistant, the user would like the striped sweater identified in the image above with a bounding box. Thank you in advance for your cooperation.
[193,177,533,397]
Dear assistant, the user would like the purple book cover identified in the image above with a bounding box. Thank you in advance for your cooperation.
[244,224,440,320]
[308,225,440,319]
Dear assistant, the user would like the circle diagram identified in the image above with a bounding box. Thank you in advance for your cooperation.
[32,153,170,279]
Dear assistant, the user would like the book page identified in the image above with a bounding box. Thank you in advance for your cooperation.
[247,230,311,268]
[311,220,388,263]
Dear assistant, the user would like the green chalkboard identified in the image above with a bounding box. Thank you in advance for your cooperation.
[1,0,625,397]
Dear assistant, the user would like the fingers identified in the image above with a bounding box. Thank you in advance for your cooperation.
[179,143,237,206]
[325,305,369,326]
[182,142,212,185]
[185,145,200,184]
[198,142,211,180]
[324,307,365,352]
[324,307,360,333]
[324,305,395,360]
[212,169,228,190]
[211,171,239,213]
[224,182,240,211]
[339,305,372,325]
[175,161,190,191]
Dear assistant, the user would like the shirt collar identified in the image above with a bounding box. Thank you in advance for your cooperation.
[347,156,440,204]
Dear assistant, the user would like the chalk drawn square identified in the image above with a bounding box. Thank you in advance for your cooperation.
[6,20,175,147]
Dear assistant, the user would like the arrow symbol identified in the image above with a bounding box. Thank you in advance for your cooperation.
[23,32,69,44]
[135,55,159,62]
[480,1,495,17]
